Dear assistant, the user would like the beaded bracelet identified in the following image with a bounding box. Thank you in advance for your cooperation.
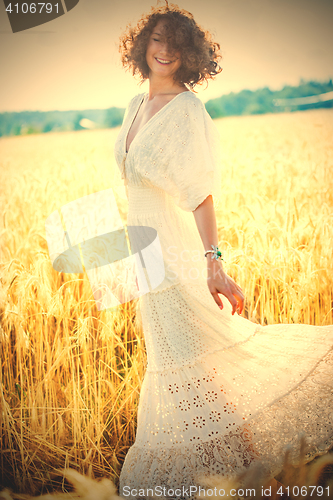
[204,245,224,261]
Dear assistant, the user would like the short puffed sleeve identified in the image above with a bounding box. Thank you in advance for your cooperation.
[137,94,223,212]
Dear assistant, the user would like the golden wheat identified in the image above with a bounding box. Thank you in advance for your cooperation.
[0,108,332,497]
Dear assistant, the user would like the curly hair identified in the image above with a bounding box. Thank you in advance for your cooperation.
[118,2,222,90]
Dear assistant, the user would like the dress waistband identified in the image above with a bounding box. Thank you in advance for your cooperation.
[127,185,170,215]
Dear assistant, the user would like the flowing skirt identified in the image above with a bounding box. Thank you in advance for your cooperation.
[118,281,333,499]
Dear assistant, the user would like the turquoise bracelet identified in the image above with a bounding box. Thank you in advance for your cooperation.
[204,245,224,261]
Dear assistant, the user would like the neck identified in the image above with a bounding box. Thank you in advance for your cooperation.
[147,72,187,100]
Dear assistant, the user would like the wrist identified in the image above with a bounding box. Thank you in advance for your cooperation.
[204,245,224,263]
[207,258,223,270]
[207,259,225,281]
[205,253,223,266]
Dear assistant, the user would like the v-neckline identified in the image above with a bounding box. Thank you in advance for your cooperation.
[125,90,190,155]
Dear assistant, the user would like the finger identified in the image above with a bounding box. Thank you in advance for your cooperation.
[239,296,244,314]
[211,292,223,310]
[223,292,238,315]
[236,299,243,315]
[215,286,238,314]
[234,292,244,314]
[233,294,243,314]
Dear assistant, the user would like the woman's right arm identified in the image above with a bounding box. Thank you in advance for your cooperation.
[192,194,244,315]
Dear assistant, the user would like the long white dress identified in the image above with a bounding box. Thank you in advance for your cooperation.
[114,91,333,498]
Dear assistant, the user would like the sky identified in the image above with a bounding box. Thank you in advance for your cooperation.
[0,0,332,112]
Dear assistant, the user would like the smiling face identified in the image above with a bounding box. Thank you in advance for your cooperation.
[145,19,182,81]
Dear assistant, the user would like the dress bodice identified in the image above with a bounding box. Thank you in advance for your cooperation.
[114,91,223,212]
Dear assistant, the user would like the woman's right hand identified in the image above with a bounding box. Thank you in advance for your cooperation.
[207,259,245,315]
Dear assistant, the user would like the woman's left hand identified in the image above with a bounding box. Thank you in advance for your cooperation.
[207,260,244,315]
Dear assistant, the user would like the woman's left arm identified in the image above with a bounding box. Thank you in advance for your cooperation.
[192,195,244,315]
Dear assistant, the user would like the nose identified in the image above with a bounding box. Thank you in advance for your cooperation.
[160,41,177,59]
[158,35,174,53]
[159,41,170,55]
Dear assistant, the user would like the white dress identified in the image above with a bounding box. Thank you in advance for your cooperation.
[114,91,333,498]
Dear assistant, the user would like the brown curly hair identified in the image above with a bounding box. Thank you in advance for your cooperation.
[119,2,222,90]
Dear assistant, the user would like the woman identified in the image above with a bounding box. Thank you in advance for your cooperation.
[114,3,333,499]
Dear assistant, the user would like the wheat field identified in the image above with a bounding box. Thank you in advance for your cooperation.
[0,108,333,498]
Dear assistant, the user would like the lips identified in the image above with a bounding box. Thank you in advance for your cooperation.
[155,57,173,65]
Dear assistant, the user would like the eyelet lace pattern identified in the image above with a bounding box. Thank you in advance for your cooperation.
[119,283,333,499]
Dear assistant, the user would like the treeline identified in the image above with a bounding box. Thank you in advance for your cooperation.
[0,79,332,138]
[205,79,333,118]
[0,106,125,138]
